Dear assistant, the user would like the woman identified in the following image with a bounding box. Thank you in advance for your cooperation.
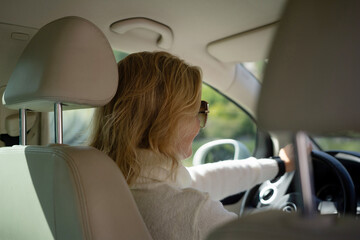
[90,51,294,240]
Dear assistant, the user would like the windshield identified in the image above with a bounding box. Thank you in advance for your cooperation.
[313,133,360,152]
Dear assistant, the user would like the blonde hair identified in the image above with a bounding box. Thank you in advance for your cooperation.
[90,51,202,185]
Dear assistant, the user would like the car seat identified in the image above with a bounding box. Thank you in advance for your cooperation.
[0,16,152,240]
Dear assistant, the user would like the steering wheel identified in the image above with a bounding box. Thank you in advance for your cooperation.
[240,150,357,216]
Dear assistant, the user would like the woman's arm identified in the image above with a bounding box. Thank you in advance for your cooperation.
[187,158,278,201]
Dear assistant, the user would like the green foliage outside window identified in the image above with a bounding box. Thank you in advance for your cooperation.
[183,84,257,166]
[199,85,256,139]
[314,133,360,152]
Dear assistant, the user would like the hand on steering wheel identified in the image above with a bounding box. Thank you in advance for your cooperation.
[240,151,356,216]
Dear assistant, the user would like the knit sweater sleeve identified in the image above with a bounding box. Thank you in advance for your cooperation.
[187,158,278,201]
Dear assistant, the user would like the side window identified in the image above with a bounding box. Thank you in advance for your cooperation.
[183,84,257,167]
[48,108,95,145]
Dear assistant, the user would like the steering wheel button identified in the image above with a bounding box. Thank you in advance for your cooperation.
[263,189,274,200]
[259,186,278,205]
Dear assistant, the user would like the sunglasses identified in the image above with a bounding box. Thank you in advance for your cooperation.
[198,100,209,128]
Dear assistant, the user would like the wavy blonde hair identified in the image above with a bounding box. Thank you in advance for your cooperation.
[90,51,202,185]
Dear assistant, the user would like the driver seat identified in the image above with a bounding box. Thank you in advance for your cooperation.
[0,16,152,240]
[207,0,360,239]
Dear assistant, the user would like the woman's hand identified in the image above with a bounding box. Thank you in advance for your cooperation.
[279,145,295,172]
[279,143,312,172]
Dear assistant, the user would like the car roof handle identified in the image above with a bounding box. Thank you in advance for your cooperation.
[110,17,173,50]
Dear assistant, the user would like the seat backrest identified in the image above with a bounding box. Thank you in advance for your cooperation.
[1,16,152,240]
[0,145,152,240]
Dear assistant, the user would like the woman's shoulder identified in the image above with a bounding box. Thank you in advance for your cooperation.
[131,182,208,207]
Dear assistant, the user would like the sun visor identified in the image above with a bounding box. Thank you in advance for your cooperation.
[3,16,118,112]
[207,23,278,63]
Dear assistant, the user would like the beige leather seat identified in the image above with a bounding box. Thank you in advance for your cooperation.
[0,16,152,240]
[207,0,360,239]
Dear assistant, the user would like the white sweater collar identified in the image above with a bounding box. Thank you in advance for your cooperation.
[131,148,192,189]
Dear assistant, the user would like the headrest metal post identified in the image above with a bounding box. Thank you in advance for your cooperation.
[295,131,316,217]
[19,108,27,145]
[54,103,63,144]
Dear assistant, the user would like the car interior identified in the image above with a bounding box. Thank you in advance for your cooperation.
[0,0,359,239]
[208,0,360,239]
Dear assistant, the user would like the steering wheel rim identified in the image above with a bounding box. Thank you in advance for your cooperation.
[240,150,357,216]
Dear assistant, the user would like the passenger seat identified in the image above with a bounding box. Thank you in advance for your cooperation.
[0,16,152,240]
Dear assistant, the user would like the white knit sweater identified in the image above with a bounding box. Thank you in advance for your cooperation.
[130,149,279,240]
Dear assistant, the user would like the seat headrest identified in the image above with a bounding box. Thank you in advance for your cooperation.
[3,16,118,112]
[257,0,360,134]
